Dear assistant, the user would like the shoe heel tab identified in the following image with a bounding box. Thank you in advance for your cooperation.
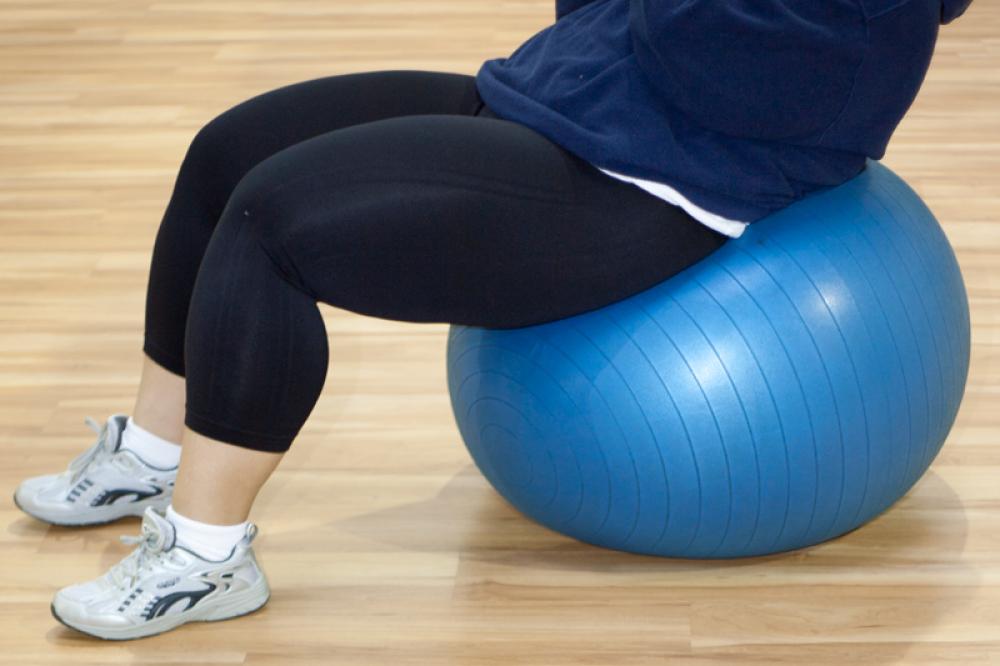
[244,522,259,545]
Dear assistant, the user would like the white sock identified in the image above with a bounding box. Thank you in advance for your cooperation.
[120,416,182,469]
[165,504,249,561]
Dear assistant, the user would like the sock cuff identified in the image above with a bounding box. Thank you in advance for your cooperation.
[125,416,180,448]
[165,504,250,560]
[166,504,249,531]
[121,416,182,468]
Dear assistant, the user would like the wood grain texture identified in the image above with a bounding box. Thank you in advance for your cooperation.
[1,1,997,663]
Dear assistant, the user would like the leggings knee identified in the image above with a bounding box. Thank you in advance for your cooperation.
[221,159,328,296]
[174,107,276,222]
[182,183,330,452]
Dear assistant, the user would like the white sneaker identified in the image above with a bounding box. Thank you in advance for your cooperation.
[51,505,270,640]
[14,414,176,526]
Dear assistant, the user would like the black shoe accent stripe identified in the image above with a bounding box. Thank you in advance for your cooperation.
[91,485,162,506]
[143,583,216,620]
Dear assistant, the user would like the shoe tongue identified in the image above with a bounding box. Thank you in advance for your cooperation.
[108,415,127,454]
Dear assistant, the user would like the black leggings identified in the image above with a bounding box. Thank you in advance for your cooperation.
[142,69,729,453]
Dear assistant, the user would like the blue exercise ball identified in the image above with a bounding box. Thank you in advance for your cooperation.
[446,160,971,558]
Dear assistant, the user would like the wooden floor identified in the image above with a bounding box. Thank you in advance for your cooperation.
[2,1,998,663]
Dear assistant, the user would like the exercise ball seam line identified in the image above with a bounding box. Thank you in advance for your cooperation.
[671,290,765,556]
[836,230,914,516]
[875,176,957,427]
[732,246,822,546]
[631,296,713,555]
[873,180,956,433]
[865,188,948,477]
[840,211,916,492]
[639,296,736,556]
[551,321,629,540]
[535,327,621,531]
[870,180,955,466]
[715,259,799,553]
[572,313,659,549]
[692,270,785,553]
[876,174,965,402]
[475,418,536,490]
[602,312,678,549]
[849,207,930,490]
[451,346,576,514]
[622,299,706,554]
[741,244,841,545]
[767,237,860,540]
[792,225,890,524]
[453,353,584,519]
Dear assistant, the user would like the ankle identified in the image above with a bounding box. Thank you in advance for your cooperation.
[165,504,249,560]
[120,417,182,468]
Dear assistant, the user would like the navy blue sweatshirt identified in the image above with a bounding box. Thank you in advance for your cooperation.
[474,0,972,230]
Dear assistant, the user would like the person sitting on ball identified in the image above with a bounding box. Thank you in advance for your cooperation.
[15,0,972,640]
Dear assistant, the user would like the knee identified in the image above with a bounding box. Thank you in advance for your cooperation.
[176,108,267,217]
[212,158,318,295]
[222,157,288,244]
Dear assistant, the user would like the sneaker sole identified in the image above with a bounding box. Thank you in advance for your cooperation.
[50,575,271,641]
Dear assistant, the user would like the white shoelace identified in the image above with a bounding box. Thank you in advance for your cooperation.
[112,520,171,591]
[67,416,117,486]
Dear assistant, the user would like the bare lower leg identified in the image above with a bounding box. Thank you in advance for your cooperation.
[131,354,186,444]
[133,353,284,524]
[171,426,284,524]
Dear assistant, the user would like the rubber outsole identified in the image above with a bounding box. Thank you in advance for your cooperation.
[50,592,271,641]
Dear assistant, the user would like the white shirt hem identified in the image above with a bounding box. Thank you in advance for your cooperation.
[597,167,748,238]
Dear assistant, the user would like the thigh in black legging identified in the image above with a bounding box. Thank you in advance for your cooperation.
[142,69,483,377]
[183,112,729,452]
